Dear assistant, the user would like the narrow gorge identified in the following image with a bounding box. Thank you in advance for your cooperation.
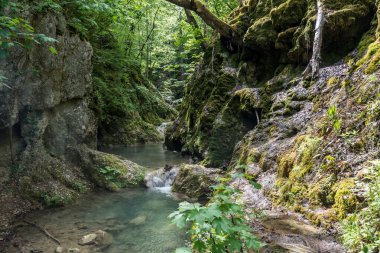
[0,0,380,252]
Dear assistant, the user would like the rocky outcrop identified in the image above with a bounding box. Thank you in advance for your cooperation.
[165,0,380,229]
[165,0,376,167]
[172,164,221,200]
[0,9,145,229]
[0,11,96,207]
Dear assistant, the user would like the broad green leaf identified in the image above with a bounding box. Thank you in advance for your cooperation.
[49,46,58,55]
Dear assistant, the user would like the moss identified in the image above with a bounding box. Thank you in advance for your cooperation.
[87,151,146,191]
[327,77,340,87]
[307,174,336,206]
[275,27,298,50]
[332,178,357,219]
[270,0,306,31]
[277,151,296,178]
[274,135,321,208]
[276,178,307,204]
[377,0,380,38]
[244,16,278,49]
[356,41,380,73]
[364,43,380,74]
[15,152,92,207]
[43,191,77,207]
[357,27,377,57]
[258,151,271,171]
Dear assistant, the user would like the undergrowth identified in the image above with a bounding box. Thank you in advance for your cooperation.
[169,172,262,253]
[341,161,380,253]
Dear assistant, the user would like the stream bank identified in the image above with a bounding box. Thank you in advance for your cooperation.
[0,144,189,253]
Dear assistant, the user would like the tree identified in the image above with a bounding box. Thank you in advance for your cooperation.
[303,0,326,79]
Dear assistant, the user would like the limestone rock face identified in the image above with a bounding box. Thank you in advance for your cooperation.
[172,164,221,200]
[165,0,375,167]
[165,0,380,230]
[0,10,96,208]
[0,8,144,227]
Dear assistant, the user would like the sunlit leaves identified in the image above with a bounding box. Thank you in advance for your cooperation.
[0,13,56,57]
[169,175,262,253]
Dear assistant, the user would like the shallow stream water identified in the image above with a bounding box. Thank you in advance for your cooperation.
[5,144,189,253]
[101,143,191,170]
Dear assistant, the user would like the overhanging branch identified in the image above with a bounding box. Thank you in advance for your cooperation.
[165,0,236,39]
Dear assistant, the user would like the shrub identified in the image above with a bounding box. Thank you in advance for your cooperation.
[169,174,262,253]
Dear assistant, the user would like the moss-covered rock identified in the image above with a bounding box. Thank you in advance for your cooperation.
[75,148,146,191]
[202,88,262,167]
[16,149,91,207]
[332,178,357,219]
[244,16,278,49]
[270,0,306,31]
[166,0,379,231]
[172,164,221,200]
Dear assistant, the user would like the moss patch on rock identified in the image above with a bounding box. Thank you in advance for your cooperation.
[76,148,146,191]
[172,164,222,200]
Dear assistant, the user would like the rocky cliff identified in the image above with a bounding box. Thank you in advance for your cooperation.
[166,0,380,227]
[0,10,145,230]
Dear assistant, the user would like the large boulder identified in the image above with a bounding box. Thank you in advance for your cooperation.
[74,147,146,191]
[172,164,222,200]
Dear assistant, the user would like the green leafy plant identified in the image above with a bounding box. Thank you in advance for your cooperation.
[43,192,72,206]
[98,166,121,182]
[169,174,262,253]
[327,104,342,134]
[341,161,380,253]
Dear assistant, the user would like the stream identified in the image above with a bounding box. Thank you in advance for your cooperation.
[101,143,191,170]
[4,144,189,253]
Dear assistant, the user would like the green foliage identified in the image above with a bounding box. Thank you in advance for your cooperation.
[169,174,262,253]
[43,192,72,206]
[327,104,342,134]
[341,161,380,253]
[98,166,121,183]
[0,0,57,58]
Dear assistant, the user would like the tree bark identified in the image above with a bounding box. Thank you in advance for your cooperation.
[303,0,325,79]
[165,0,235,39]
[184,9,207,50]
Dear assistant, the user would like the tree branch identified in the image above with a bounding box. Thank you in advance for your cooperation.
[165,0,236,39]
[137,7,160,58]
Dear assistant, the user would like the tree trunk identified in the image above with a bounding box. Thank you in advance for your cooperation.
[303,0,325,79]
[184,9,207,50]
[165,0,236,39]
[137,7,160,58]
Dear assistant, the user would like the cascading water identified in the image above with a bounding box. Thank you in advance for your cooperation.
[156,122,170,139]
[144,166,179,194]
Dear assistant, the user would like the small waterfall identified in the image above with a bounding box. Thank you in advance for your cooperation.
[144,165,179,194]
[156,122,170,139]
